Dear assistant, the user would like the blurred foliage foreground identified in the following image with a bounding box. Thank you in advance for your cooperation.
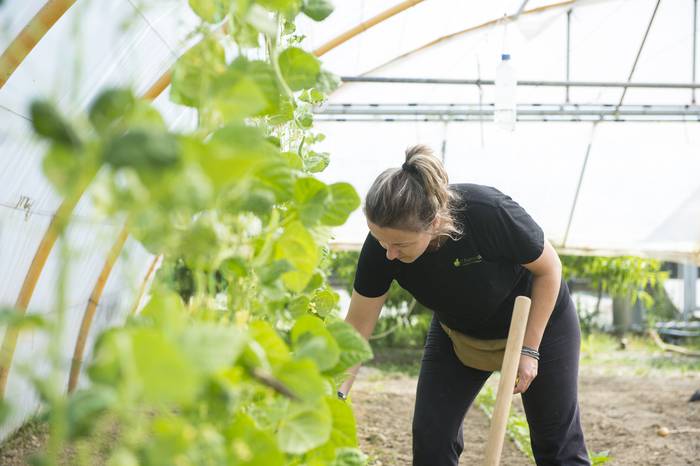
[1,1,376,465]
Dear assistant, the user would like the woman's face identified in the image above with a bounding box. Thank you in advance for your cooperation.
[367,221,435,263]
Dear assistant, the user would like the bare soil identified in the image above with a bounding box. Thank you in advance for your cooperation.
[352,364,700,466]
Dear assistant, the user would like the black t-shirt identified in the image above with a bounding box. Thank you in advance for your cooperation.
[353,183,568,339]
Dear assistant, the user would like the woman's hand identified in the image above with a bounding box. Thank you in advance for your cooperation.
[513,354,538,394]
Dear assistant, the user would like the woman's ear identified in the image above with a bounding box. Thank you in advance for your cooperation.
[430,216,442,233]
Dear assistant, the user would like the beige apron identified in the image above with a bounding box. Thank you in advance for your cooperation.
[439,323,508,372]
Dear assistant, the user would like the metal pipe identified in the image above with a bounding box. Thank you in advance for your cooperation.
[562,123,596,248]
[340,76,700,89]
[315,116,700,123]
[694,0,697,103]
[618,0,662,107]
[566,9,572,103]
[317,103,700,116]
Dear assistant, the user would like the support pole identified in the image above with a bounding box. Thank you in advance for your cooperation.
[682,262,698,320]
[566,9,572,103]
[483,296,531,466]
[562,123,597,248]
[693,0,697,103]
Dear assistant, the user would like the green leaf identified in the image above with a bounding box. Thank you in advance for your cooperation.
[138,290,188,336]
[66,387,118,440]
[277,400,332,454]
[326,398,358,448]
[278,47,321,91]
[249,321,290,368]
[42,144,89,196]
[308,398,360,461]
[330,448,368,466]
[256,0,302,18]
[274,358,326,403]
[212,75,268,120]
[130,328,201,405]
[320,182,361,226]
[0,308,47,331]
[30,100,81,148]
[316,69,341,94]
[102,129,181,171]
[170,36,226,108]
[143,416,192,464]
[294,177,329,226]
[224,414,285,465]
[178,323,247,374]
[312,288,339,316]
[325,320,373,375]
[212,57,280,118]
[302,0,334,21]
[303,271,324,293]
[188,0,232,23]
[204,124,293,200]
[303,150,330,173]
[291,315,340,371]
[257,259,294,285]
[87,329,127,386]
[281,150,303,170]
[288,295,310,317]
[274,222,320,292]
[178,214,220,270]
[88,88,135,136]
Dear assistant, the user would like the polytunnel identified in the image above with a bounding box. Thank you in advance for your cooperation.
[0,0,699,458]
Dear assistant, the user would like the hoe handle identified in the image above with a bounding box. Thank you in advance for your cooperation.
[483,296,531,466]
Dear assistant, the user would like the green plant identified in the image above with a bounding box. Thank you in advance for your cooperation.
[6,1,375,465]
[562,255,669,331]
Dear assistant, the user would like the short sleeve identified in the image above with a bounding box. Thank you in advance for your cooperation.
[353,233,395,297]
[467,195,544,264]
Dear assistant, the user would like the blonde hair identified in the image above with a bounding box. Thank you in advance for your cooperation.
[364,145,462,239]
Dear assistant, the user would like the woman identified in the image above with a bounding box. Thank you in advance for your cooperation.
[339,145,590,465]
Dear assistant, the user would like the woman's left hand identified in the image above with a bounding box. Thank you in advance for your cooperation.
[513,354,538,394]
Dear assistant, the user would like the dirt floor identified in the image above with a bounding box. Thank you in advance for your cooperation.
[352,359,700,465]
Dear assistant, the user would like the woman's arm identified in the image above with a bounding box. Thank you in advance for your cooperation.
[514,239,562,394]
[521,239,562,350]
[338,289,388,396]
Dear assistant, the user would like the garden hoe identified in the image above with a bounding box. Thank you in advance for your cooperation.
[482,296,531,466]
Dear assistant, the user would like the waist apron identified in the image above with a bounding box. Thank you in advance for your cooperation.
[439,323,507,372]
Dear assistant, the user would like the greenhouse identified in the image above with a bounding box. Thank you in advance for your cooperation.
[0,0,699,464]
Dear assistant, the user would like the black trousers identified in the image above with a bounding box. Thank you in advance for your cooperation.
[412,298,590,466]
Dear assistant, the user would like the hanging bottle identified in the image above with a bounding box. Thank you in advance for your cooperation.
[494,53,517,131]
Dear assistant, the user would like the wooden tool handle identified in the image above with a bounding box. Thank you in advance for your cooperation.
[483,296,531,466]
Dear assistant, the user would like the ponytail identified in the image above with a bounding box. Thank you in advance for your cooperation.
[364,145,462,239]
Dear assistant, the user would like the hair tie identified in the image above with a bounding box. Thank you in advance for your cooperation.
[402,162,414,173]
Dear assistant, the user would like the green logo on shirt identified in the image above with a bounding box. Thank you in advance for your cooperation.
[453,255,483,267]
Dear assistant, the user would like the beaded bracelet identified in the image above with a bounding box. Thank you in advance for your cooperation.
[521,346,540,361]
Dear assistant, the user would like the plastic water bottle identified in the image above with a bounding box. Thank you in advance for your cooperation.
[494,53,517,131]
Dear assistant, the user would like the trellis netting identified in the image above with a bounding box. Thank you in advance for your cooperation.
[1,0,699,443]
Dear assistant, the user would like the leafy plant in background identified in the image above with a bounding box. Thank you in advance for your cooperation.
[561,255,669,331]
[6,0,378,465]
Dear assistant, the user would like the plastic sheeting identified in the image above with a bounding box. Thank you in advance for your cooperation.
[299,0,700,261]
[1,0,699,441]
